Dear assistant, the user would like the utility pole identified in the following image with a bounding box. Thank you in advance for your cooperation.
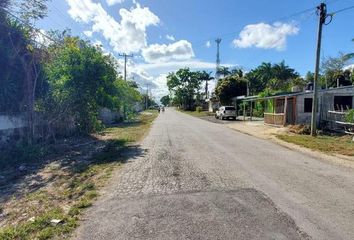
[215,38,222,84]
[311,2,328,136]
[119,53,133,81]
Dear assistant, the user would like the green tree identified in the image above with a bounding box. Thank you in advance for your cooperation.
[113,79,141,118]
[215,75,247,105]
[0,18,30,112]
[321,53,347,87]
[167,68,204,110]
[199,71,213,99]
[4,0,50,23]
[230,67,244,78]
[44,37,120,133]
[245,62,272,94]
[245,61,299,94]
[268,61,299,91]
[160,95,171,106]
[141,93,157,109]
[305,71,314,82]
[216,66,231,77]
[343,38,354,61]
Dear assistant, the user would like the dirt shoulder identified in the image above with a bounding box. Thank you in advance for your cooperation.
[227,121,354,169]
[0,111,158,240]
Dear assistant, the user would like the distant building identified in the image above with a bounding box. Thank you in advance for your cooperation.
[237,85,354,127]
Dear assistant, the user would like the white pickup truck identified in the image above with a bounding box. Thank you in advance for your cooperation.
[215,106,237,120]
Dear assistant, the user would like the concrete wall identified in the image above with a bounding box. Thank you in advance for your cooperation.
[295,86,354,125]
[296,93,317,125]
[0,114,26,143]
[208,101,220,113]
[98,107,122,125]
[0,115,26,130]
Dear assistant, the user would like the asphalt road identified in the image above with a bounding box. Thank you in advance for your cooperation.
[74,108,354,240]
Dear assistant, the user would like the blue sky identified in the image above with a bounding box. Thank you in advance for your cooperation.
[37,0,354,99]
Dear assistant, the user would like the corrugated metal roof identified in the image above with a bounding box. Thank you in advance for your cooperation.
[235,85,354,102]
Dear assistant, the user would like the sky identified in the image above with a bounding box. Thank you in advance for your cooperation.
[37,0,354,100]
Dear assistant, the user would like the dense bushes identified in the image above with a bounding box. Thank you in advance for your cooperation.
[196,106,203,112]
[0,11,142,142]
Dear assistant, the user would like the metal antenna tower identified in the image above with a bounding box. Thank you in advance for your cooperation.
[215,38,222,84]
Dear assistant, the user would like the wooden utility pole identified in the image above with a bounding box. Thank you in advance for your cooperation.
[119,53,133,81]
[311,3,327,136]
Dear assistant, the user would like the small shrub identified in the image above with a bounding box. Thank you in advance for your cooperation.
[196,106,203,113]
[345,109,354,123]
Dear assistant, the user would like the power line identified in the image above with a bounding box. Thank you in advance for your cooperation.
[191,5,318,49]
[330,5,354,15]
[192,0,348,51]
[119,53,134,81]
[0,19,53,49]
[50,4,83,35]
[3,8,60,45]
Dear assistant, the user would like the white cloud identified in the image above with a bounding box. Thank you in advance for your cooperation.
[206,41,211,48]
[165,34,175,41]
[233,22,299,51]
[114,57,157,89]
[138,60,235,99]
[137,60,234,75]
[151,74,169,100]
[141,40,194,63]
[33,29,53,46]
[83,30,93,37]
[344,64,354,71]
[119,58,235,102]
[66,0,160,53]
[106,0,124,6]
[93,39,103,47]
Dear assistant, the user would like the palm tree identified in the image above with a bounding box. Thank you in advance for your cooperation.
[200,71,214,99]
[343,39,354,61]
[270,61,298,90]
[216,66,231,77]
[230,67,244,78]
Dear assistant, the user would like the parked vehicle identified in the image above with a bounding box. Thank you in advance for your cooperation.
[215,106,237,120]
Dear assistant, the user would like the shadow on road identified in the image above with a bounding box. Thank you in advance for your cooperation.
[0,124,147,205]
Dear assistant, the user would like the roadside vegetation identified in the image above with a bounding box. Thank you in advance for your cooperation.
[0,1,158,239]
[0,0,146,146]
[277,133,354,157]
[177,108,214,118]
[0,111,158,240]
